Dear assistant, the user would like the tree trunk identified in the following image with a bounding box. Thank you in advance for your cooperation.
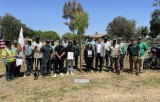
[79,35,82,72]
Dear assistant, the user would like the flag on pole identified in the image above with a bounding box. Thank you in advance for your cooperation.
[0,30,4,49]
[17,27,25,55]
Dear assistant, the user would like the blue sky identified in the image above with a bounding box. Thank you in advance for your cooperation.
[0,0,157,36]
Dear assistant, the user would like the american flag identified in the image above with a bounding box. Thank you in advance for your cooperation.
[0,30,4,49]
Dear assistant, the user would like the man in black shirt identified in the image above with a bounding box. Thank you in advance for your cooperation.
[54,40,65,77]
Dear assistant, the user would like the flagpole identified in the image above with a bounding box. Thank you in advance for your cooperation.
[22,46,26,77]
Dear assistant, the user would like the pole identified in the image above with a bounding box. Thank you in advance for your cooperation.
[22,46,26,77]
[79,35,82,72]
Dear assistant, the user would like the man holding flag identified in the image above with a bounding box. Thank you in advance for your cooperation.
[17,27,25,76]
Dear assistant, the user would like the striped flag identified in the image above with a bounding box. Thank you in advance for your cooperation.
[0,30,4,49]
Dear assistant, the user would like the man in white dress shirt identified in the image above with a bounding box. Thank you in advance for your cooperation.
[94,38,105,72]
[104,38,111,68]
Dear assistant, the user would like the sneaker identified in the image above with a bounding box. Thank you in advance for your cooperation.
[60,73,64,76]
[53,74,57,78]
[66,71,69,75]
[135,72,139,76]
[6,79,11,82]
[70,72,74,75]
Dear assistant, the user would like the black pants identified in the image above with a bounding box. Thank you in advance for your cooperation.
[75,56,78,69]
[86,58,93,72]
[14,65,21,77]
[120,54,125,70]
[95,53,103,71]
[105,51,110,67]
[42,59,51,76]
[26,58,34,73]
[51,57,56,71]
[6,61,16,80]
[54,58,64,74]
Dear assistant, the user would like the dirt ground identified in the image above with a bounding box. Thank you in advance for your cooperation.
[0,55,160,102]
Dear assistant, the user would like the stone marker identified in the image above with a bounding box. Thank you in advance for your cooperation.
[74,78,90,84]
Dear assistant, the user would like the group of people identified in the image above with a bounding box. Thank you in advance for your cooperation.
[1,35,148,82]
[84,37,148,75]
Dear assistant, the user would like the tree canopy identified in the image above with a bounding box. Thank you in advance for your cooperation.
[0,13,60,41]
[62,32,77,40]
[106,16,136,41]
[150,9,160,38]
[63,0,84,34]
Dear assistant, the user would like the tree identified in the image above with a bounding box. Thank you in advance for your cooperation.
[32,30,60,41]
[0,13,34,41]
[153,0,160,7]
[150,9,160,38]
[41,31,60,40]
[141,26,149,38]
[0,13,60,42]
[106,16,136,41]
[63,0,84,34]
[73,12,89,71]
[62,32,77,40]
[63,0,89,71]
[134,26,148,39]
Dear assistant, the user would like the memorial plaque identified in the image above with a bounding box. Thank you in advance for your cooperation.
[74,78,90,84]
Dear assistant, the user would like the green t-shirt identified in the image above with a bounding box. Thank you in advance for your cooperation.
[41,45,53,60]
[127,43,140,56]
[138,42,148,57]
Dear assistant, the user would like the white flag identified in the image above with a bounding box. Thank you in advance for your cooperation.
[18,27,24,47]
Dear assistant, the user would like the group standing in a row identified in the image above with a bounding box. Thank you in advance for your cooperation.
[1,36,148,81]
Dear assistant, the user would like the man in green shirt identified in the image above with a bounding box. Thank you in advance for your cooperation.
[40,39,53,78]
[127,38,140,75]
[137,37,148,73]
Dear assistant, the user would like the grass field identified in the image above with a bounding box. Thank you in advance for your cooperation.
[1,56,160,102]
[1,42,160,102]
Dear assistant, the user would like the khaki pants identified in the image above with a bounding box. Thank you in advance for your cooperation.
[129,56,138,72]
[136,57,144,72]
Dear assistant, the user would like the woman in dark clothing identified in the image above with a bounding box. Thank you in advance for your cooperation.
[84,44,94,72]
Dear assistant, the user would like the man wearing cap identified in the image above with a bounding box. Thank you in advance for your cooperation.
[65,40,75,75]
[118,37,126,71]
[54,40,65,77]
[32,36,43,73]
[85,37,96,48]
[40,40,53,78]
[63,36,68,48]
[109,38,120,73]
[50,40,56,72]
[2,40,17,81]
[137,37,148,73]
[25,39,34,75]
[127,38,140,75]
[94,38,105,72]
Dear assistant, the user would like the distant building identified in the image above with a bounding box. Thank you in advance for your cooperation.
[85,32,107,40]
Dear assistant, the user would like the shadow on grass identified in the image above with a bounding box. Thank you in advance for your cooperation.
[0,74,5,78]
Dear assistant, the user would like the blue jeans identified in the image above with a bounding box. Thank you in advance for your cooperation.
[26,58,34,73]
